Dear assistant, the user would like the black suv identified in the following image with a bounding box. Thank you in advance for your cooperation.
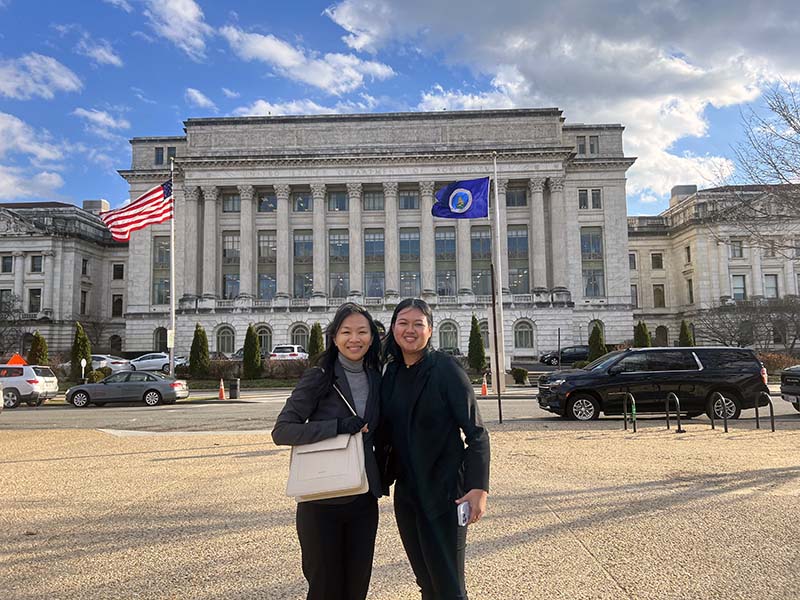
[539,345,590,366]
[779,366,800,412]
[538,347,769,421]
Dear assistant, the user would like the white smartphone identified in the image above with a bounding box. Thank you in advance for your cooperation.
[457,502,470,527]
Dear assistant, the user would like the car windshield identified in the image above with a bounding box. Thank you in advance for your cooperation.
[273,346,295,353]
[583,351,624,371]
[33,367,56,377]
[149,371,171,380]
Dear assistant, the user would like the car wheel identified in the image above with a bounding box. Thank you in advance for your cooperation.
[71,391,90,408]
[567,393,600,421]
[161,363,170,374]
[549,357,559,366]
[143,390,162,406]
[706,392,742,420]
[3,388,21,409]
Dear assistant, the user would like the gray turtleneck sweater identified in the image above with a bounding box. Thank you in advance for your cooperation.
[338,354,369,418]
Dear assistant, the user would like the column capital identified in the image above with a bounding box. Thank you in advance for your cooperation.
[419,181,435,196]
[346,182,362,197]
[237,184,255,201]
[43,250,55,257]
[382,181,399,196]
[528,178,546,194]
[183,186,201,202]
[310,183,327,200]
[496,179,509,194]
[274,183,290,199]
[12,251,24,257]
[548,177,565,193]
[201,186,218,202]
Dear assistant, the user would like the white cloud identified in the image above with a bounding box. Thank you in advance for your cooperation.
[185,87,217,110]
[102,0,133,12]
[76,37,123,67]
[0,166,64,200]
[72,108,131,140]
[220,25,395,95]
[0,112,62,163]
[222,87,240,99]
[131,86,156,104]
[0,112,64,200]
[233,99,336,116]
[143,0,213,61]
[0,53,82,100]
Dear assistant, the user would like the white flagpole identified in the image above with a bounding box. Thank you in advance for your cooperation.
[169,157,176,376]
[490,152,507,407]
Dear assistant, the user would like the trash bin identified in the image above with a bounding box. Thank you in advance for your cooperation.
[230,378,240,400]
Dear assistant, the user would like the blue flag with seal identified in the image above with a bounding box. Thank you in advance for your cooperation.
[431,176,490,219]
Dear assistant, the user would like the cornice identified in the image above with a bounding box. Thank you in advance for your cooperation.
[567,157,637,171]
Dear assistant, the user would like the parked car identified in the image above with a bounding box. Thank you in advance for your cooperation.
[92,354,131,372]
[779,365,800,412]
[537,347,769,421]
[439,347,463,356]
[231,347,269,361]
[269,345,309,360]
[209,351,230,360]
[1,364,59,408]
[539,345,590,366]
[66,370,189,407]
[129,352,188,373]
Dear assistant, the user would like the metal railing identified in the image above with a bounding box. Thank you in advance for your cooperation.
[622,392,637,433]
[756,391,776,432]
[665,392,686,434]
[709,392,729,433]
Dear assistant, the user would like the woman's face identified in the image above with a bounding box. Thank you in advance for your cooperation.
[392,306,433,357]
[334,313,373,362]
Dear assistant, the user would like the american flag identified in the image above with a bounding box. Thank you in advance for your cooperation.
[100,181,173,242]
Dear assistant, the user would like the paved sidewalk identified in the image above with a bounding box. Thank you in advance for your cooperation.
[2,422,799,599]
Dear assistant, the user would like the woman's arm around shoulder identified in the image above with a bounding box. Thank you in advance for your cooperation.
[271,367,338,446]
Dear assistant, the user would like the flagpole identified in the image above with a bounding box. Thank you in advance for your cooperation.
[169,157,176,377]
[491,152,505,423]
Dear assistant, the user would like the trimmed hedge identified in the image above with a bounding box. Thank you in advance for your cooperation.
[758,352,798,374]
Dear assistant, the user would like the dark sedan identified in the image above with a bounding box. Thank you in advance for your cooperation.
[779,366,800,412]
[66,370,189,408]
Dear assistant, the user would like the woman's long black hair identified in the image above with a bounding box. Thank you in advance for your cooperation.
[382,298,434,363]
[313,302,382,393]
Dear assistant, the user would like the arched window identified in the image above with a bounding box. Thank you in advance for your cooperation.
[112,296,124,318]
[109,335,122,354]
[256,325,272,354]
[655,325,669,347]
[479,320,489,349]
[21,332,34,355]
[291,324,310,349]
[217,325,235,354]
[514,321,535,349]
[438,321,458,350]
[154,327,167,352]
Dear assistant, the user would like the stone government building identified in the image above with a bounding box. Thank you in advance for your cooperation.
[2,108,788,361]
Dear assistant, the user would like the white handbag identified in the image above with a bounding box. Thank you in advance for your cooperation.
[285,384,369,503]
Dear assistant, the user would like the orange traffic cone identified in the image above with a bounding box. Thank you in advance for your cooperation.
[218,378,226,401]
[481,373,488,397]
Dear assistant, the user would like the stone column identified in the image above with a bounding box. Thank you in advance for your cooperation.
[43,251,54,313]
[718,239,730,298]
[275,184,291,299]
[548,177,568,289]
[751,245,764,297]
[347,183,363,298]
[383,182,400,298]
[420,181,436,296]
[201,186,218,299]
[13,252,24,301]
[183,186,200,298]
[496,179,510,294]
[311,183,327,299]
[457,219,472,296]
[529,178,547,291]
[238,185,255,298]
[786,259,797,295]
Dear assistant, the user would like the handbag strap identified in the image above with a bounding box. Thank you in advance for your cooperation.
[332,384,358,417]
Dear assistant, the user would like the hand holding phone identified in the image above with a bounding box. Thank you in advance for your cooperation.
[457,501,470,527]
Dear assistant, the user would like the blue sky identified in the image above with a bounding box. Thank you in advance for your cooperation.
[1,0,799,215]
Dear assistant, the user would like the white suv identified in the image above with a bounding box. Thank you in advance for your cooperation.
[1,365,59,408]
[269,345,309,360]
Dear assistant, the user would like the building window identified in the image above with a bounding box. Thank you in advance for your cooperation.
[438,322,458,350]
[292,192,312,212]
[222,233,240,265]
[631,284,638,308]
[363,191,384,211]
[732,275,747,300]
[506,188,527,207]
[651,253,663,270]
[399,229,420,261]
[509,267,530,294]
[327,191,348,212]
[154,327,168,352]
[293,231,313,261]
[479,320,489,349]
[291,324,309,348]
[653,284,666,308]
[365,271,385,297]
[330,273,350,298]
[1,256,12,273]
[436,270,456,296]
[153,237,170,268]
[109,335,122,354]
[730,240,744,258]
[222,193,241,213]
[154,147,164,165]
[152,278,169,304]
[30,255,43,273]
[687,279,694,304]
[258,192,277,212]
[152,235,170,304]
[166,146,176,161]
[258,231,277,263]
[581,227,605,297]
[364,230,385,263]
[514,321,534,349]
[80,258,88,276]
[329,230,349,263]
[591,189,602,209]
[223,274,240,299]
[471,227,491,260]
[80,290,88,314]
[685,246,692,264]
[764,274,779,299]
[29,288,42,313]
[589,135,599,154]
[508,226,528,259]
[629,253,637,270]
[113,264,124,280]
[400,271,420,297]
[257,326,272,354]
[399,190,419,210]
[435,227,456,260]
[655,326,669,347]
[217,326,235,355]
[578,189,588,210]
[294,273,313,299]
[576,135,586,154]
[579,189,601,209]
[258,274,276,300]
[0,289,13,307]
[112,294,123,317]
[472,269,491,295]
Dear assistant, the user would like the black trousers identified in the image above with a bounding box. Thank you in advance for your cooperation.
[394,482,468,600]
[296,492,379,600]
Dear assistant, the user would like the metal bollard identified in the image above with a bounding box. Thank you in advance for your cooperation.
[623,393,628,431]
[628,392,637,433]
[230,378,240,400]
[667,392,685,434]
[758,391,775,432]
[664,395,670,430]
[710,392,729,433]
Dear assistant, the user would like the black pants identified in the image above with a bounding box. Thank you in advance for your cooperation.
[394,482,468,600]
[295,493,379,600]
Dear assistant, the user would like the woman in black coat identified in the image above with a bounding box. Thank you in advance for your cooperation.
[272,303,383,600]
[378,298,490,600]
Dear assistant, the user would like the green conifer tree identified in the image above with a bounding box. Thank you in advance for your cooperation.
[70,322,92,381]
[308,322,324,360]
[588,323,606,362]
[633,321,652,347]
[189,323,210,378]
[467,314,487,373]
[243,324,261,379]
[27,331,48,365]
[679,320,695,346]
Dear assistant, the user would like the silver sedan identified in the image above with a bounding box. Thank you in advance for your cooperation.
[66,371,189,408]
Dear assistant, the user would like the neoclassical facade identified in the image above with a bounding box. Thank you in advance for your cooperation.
[115,108,636,362]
